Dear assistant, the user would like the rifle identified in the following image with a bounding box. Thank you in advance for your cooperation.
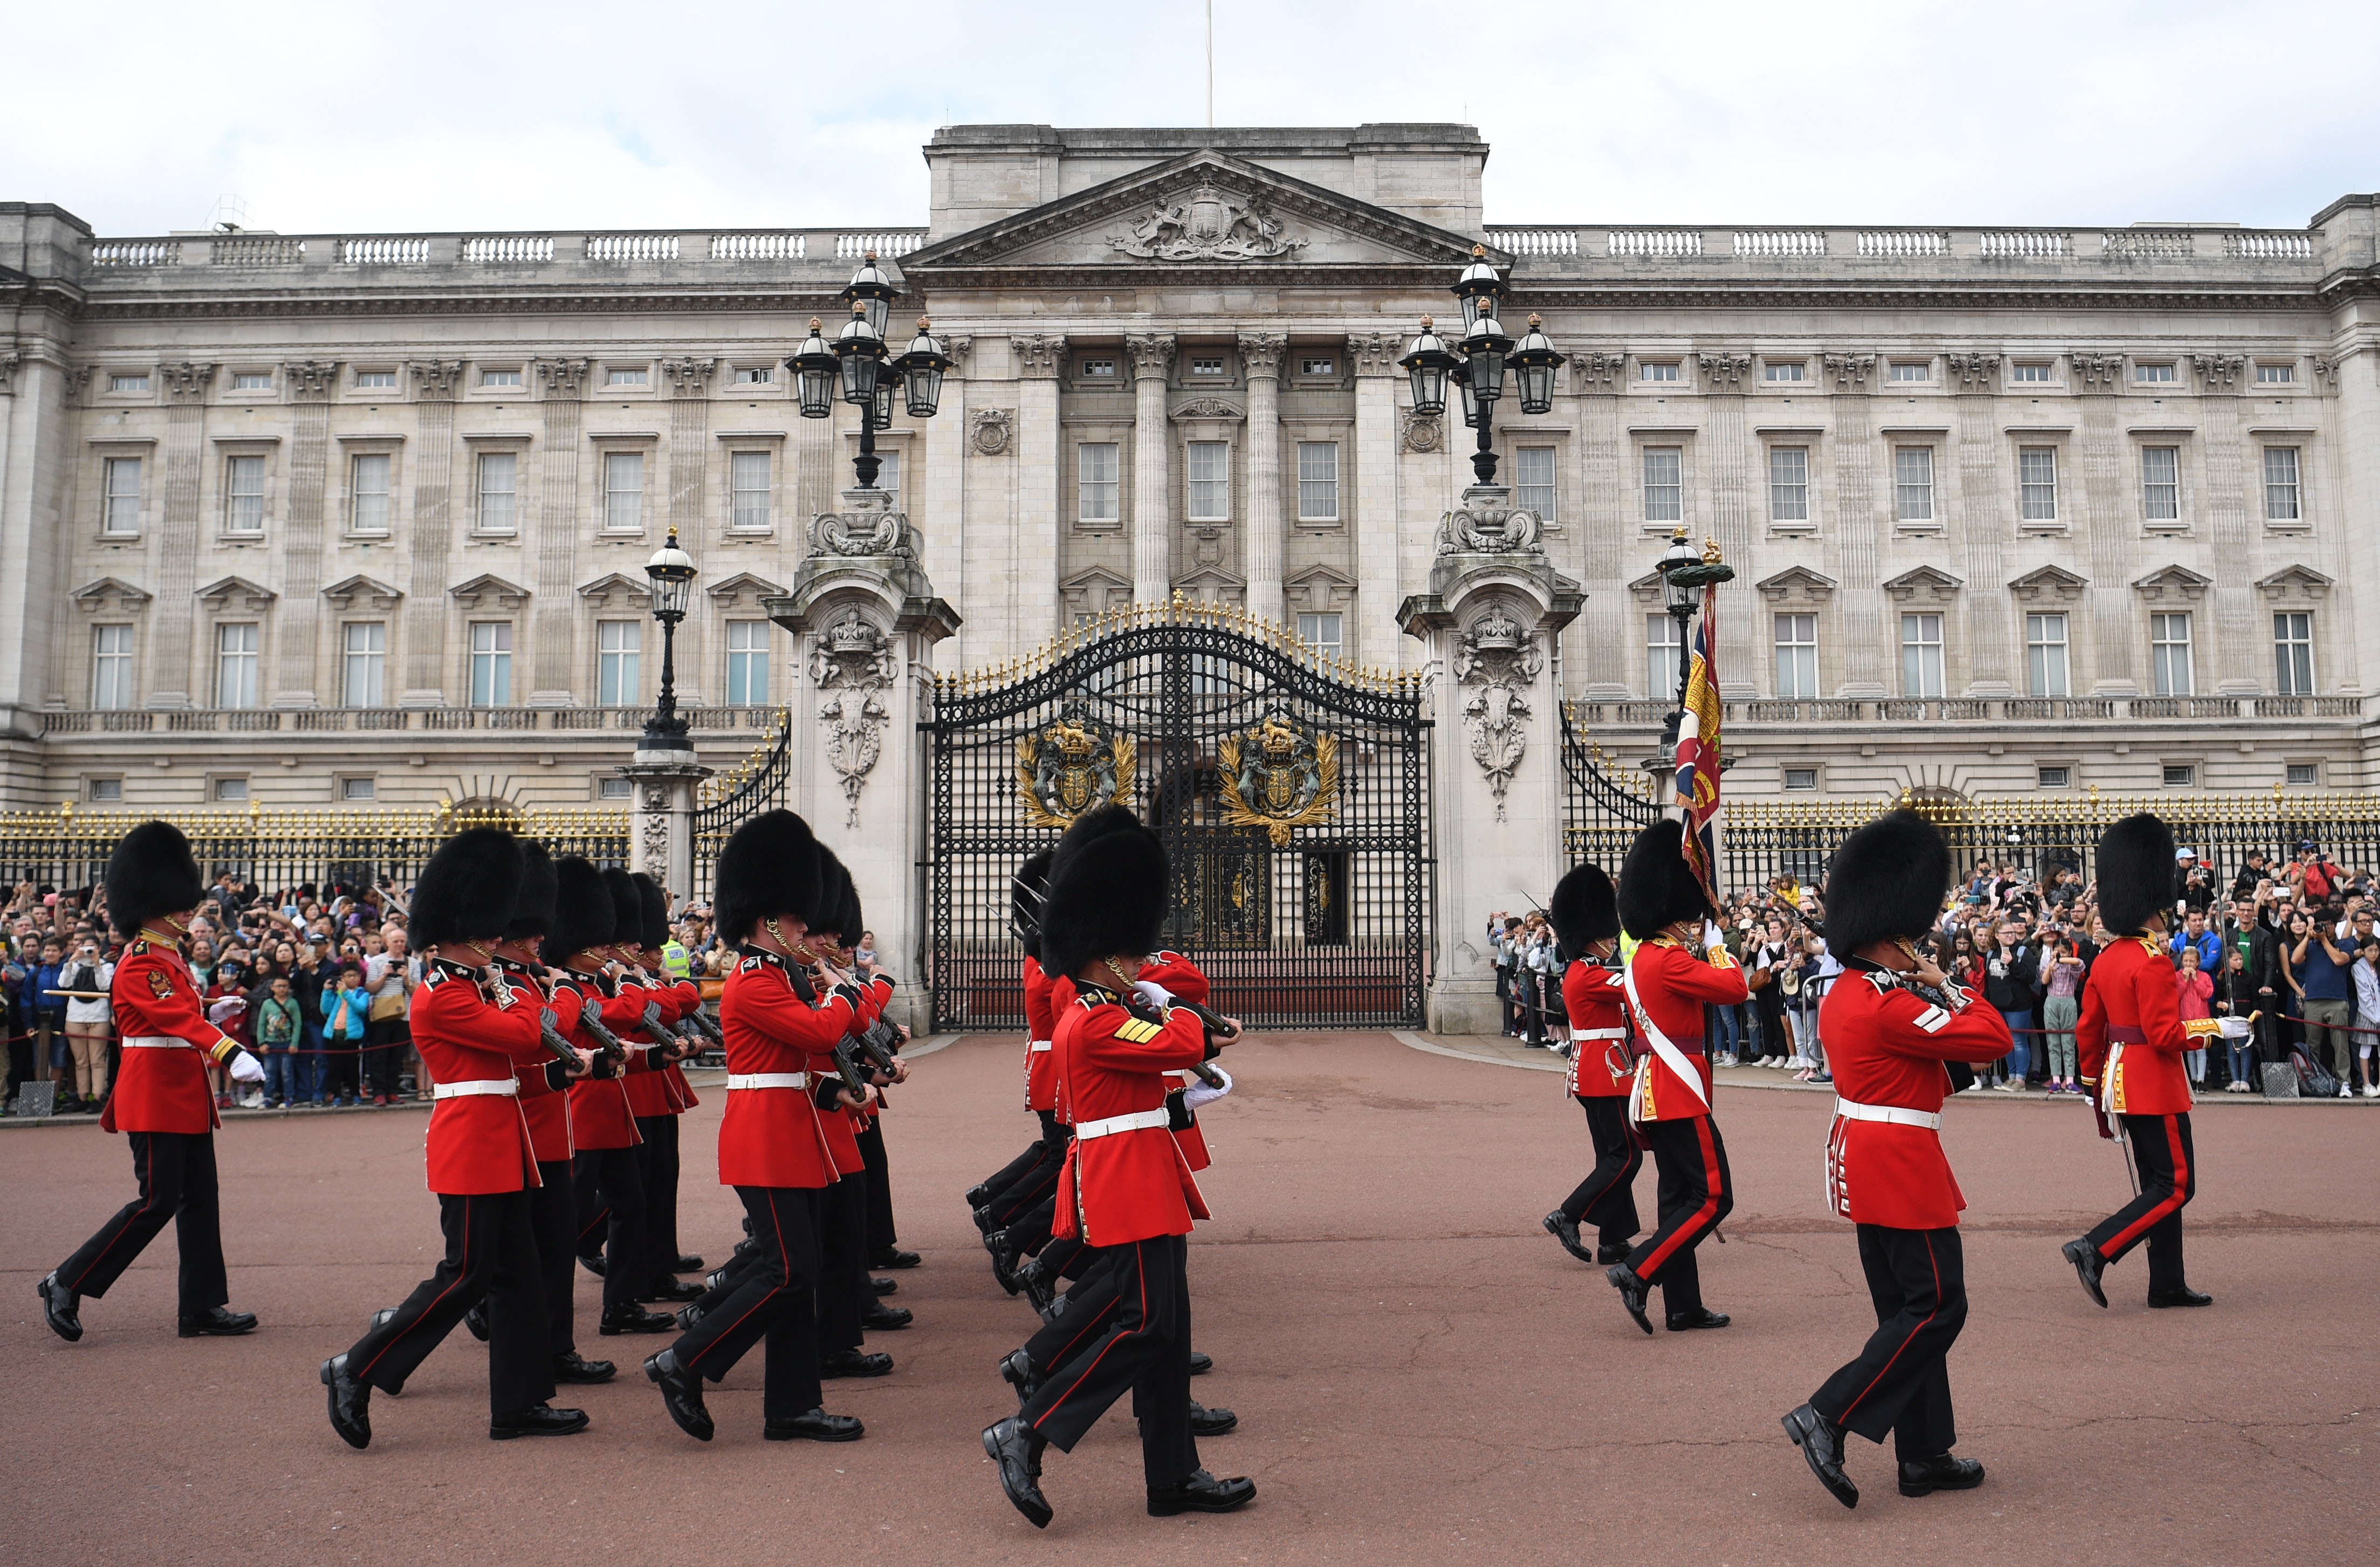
[576,998,631,1069]
[534,1008,582,1071]
[826,1033,874,1106]
[639,1001,689,1057]
[1126,992,1229,1088]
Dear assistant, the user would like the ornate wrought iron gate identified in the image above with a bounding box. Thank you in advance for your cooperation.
[690,710,792,902]
[924,602,1432,1032]
[1561,700,1662,868]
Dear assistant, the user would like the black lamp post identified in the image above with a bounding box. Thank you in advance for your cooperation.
[639,526,696,754]
[1653,528,1736,758]
[1400,244,1560,486]
[785,251,953,491]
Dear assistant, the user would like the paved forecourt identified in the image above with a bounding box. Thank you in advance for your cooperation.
[4,1030,2373,1565]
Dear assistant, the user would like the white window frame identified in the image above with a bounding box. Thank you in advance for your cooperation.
[1078,442,1121,524]
[729,450,773,532]
[605,367,649,387]
[1783,767,1819,791]
[2018,445,2059,523]
[2150,611,2194,698]
[1762,361,1806,383]
[732,366,772,385]
[91,624,134,710]
[1188,356,1226,378]
[1513,445,1556,523]
[1888,362,1929,383]
[1297,441,1341,523]
[1186,440,1230,522]
[2025,613,2070,698]
[223,453,268,535]
[2262,447,2301,521]
[1639,361,1680,382]
[349,451,393,534]
[1298,355,1338,377]
[1893,446,1935,524]
[1642,446,1683,523]
[2011,362,2054,383]
[1773,613,1818,699]
[1768,445,1810,524]
[596,620,642,706]
[1078,357,1119,380]
[230,372,272,392]
[725,620,770,705]
[601,450,646,533]
[108,373,150,394]
[1296,612,1343,662]
[2255,363,2295,384]
[87,776,125,803]
[340,622,387,708]
[353,369,397,390]
[2141,446,2180,523]
[2134,363,2176,383]
[340,776,377,801]
[1647,613,1682,699]
[469,621,513,707]
[101,455,143,535]
[2273,612,2314,696]
[475,451,519,534]
[2038,765,2072,789]
[481,367,524,388]
[215,622,260,709]
[1899,613,1945,698]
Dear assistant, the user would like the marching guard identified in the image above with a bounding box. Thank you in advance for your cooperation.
[983,807,1253,1528]
[321,828,591,1447]
[1604,819,1747,1336]
[627,871,703,1303]
[1541,861,1642,1268]
[2065,812,2221,1310]
[1780,810,2009,1508]
[42,822,265,1343]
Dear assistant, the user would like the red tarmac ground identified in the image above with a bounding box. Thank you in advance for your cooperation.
[4,1032,2376,1565]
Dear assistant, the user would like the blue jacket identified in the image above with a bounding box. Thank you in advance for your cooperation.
[2169,928,2222,975]
[26,959,66,1019]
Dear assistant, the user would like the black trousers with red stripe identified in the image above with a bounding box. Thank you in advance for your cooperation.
[1627,1115,1733,1317]
[57,1130,228,1318]
[344,1190,552,1415]
[571,1144,647,1309]
[857,1119,898,1256]
[984,1114,1070,1224]
[1558,1096,1644,1247]
[527,1159,578,1358]
[1811,1224,1965,1461]
[815,1176,868,1351]
[2084,1112,2197,1295]
[633,1114,684,1288]
[668,1185,823,1420]
[1018,1234,1197,1488]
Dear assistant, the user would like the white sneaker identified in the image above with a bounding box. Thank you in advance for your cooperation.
[2342,1083,2357,1099]
[2362,1084,2378,1098]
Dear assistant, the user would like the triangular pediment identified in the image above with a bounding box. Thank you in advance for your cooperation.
[2258,563,2333,600]
[2008,563,2088,601]
[705,571,786,610]
[321,573,402,610]
[449,573,530,610]
[576,572,651,610]
[903,148,1501,283]
[195,574,277,610]
[2131,564,2210,601]
[71,576,153,613]
[1883,565,1964,604]
[1755,566,1838,597]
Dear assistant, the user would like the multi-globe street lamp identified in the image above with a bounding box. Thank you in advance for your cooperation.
[1398,245,1563,486]
[785,250,954,490]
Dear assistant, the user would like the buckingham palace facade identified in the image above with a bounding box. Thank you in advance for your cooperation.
[2,122,2376,814]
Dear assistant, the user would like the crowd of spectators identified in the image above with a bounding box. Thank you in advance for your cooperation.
[1503,838,2380,1100]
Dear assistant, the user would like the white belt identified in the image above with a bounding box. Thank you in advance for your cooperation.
[1028,1040,1053,1053]
[121,1035,194,1050]
[728,1072,812,1091]
[1072,1107,1172,1141]
[1573,1027,1627,1040]
[434,1079,519,1099]
[1833,1096,1941,1131]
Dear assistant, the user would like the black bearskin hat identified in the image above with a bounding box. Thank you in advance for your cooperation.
[1040,809,1169,982]
[600,867,641,951]
[546,857,614,963]
[1822,810,1950,957]
[1548,862,1619,958]
[715,809,820,944]
[1616,818,1712,940]
[505,841,557,943]
[806,848,844,937]
[2096,812,2177,937]
[408,828,525,950]
[632,872,669,952]
[104,820,205,938]
[1011,849,1054,946]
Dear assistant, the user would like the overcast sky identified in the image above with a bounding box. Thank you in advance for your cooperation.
[5,1,2374,236]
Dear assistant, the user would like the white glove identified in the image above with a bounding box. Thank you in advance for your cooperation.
[208,996,248,1026]
[1182,1064,1233,1111]
[227,1050,265,1084]
[1133,979,1175,1013]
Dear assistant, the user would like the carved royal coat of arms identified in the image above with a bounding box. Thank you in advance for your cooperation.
[1015,706,1136,829]
[1108,183,1308,262]
[1217,711,1339,847]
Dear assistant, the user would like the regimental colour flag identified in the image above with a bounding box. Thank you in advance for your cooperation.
[1672,586,1724,905]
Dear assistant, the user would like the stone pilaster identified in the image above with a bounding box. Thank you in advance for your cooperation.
[1348,332,1402,670]
[1696,352,1754,683]
[2072,351,2134,693]
[1825,353,1884,695]
[1126,333,1174,601]
[147,361,215,708]
[531,358,588,705]
[622,758,708,898]
[272,360,340,707]
[1013,334,1066,646]
[1400,486,1582,1034]
[1948,352,2009,695]
[663,358,714,702]
[2194,353,2260,693]
[1238,331,1286,623]
[1568,351,1628,698]
[400,362,462,704]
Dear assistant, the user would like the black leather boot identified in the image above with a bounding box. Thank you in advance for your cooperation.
[1781,1403,1857,1508]
[2061,1239,2108,1308]
[643,1348,713,1441]
[1898,1452,1984,1497]
[982,1417,1052,1528]
[36,1273,82,1343]
[1147,1469,1256,1516]
[321,1354,372,1450]
[765,1407,865,1442]
[1605,1263,1653,1335]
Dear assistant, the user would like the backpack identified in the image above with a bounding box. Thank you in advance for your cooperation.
[2290,1047,2341,1100]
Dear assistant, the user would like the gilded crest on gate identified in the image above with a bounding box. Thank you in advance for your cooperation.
[1217,710,1339,847]
[1015,704,1136,829]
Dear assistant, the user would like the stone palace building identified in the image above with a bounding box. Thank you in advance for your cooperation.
[2,123,2375,814]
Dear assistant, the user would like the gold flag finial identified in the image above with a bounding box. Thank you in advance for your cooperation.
[1702,537,1723,565]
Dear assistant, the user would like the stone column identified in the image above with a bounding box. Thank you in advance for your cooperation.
[662,357,715,700]
[1570,350,1629,697]
[2072,352,2135,693]
[1239,331,1287,624]
[1825,353,1886,695]
[1400,487,1582,1034]
[531,358,589,706]
[272,360,340,707]
[622,758,707,897]
[1126,333,1175,601]
[2194,353,2260,693]
[401,362,462,704]
[148,361,215,709]
[920,336,972,651]
[1348,332,1401,669]
[1697,352,1755,684]
[1948,352,2011,695]
[770,484,961,1032]
[1014,334,1067,651]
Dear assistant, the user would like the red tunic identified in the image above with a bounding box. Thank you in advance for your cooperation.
[616,977,676,1119]
[1819,966,2012,1229]
[561,973,653,1151]
[1562,959,1633,1098]
[1623,937,1750,1123]
[499,964,573,1165]
[100,940,244,1136]
[1141,952,1218,1166]
[412,959,550,1195]
[2078,936,2219,1116]
[808,973,892,1176]
[1023,956,1060,1111]
[1051,988,1211,1247]
[663,977,704,1112]
[714,951,854,1188]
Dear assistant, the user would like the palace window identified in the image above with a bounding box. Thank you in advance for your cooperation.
[2038,766,2071,788]
[2135,363,2176,383]
[108,373,150,394]
[1297,613,1343,662]
[725,620,770,705]
[733,366,772,384]
[1078,442,1120,523]
[1639,362,1679,382]
[1894,446,1935,523]
[1774,614,1817,699]
[1784,768,1819,791]
[1899,613,1944,698]
[2018,446,2059,521]
[1647,614,1681,697]
[1298,442,1341,521]
[730,450,772,530]
[342,778,376,801]
[2255,363,2294,384]
[602,450,644,531]
[482,368,523,387]
[92,625,134,710]
[215,623,259,709]
[1187,441,1230,521]
[224,455,267,533]
[598,776,634,800]
[2011,362,2054,383]
[341,622,386,707]
[469,622,513,707]
[2273,613,2314,695]
[874,449,900,502]
[1079,357,1117,379]
[606,367,648,387]
[1768,446,1809,523]
[101,456,143,534]
[597,620,641,706]
[476,452,518,533]
[1299,355,1336,376]
[1888,362,1929,382]
[1514,446,1555,522]
[1642,447,1683,523]
[2263,448,2301,521]
[2151,612,2194,697]
[88,778,124,802]
[231,372,272,392]
[1763,361,1806,382]
[214,778,250,802]
[1189,356,1226,377]
[2141,446,2179,521]
[2163,765,2196,788]
[2025,613,2070,698]
[354,370,397,389]
[350,452,392,533]
[2287,763,2319,786]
